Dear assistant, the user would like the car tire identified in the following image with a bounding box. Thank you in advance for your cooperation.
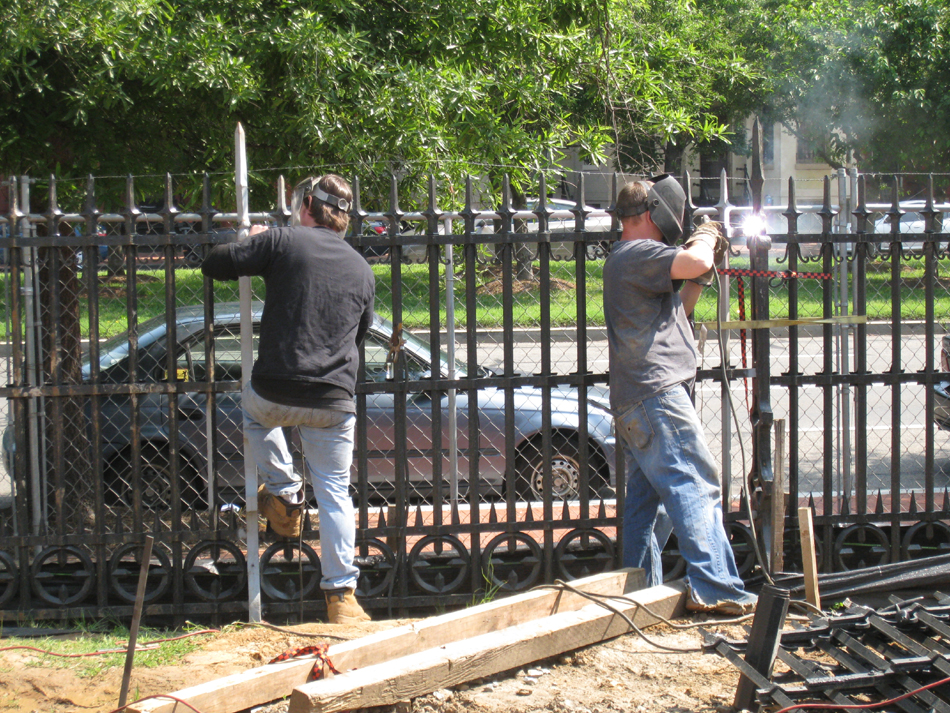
[105,444,206,510]
[512,434,608,502]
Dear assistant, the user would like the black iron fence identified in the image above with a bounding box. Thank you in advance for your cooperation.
[1,152,950,624]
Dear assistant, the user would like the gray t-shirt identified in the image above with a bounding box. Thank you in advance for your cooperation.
[603,238,697,413]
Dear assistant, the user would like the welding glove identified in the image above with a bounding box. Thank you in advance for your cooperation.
[684,220,729,286]
[685,220,730,266]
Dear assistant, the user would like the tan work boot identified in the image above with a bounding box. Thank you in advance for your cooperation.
[326,588,371,624]
[257,484,303,539]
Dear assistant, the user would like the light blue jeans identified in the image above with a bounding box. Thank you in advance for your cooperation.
[616,384,755,608]
[242,382,359,591]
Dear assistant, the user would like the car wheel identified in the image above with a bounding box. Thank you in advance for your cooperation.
[105,444,206,510]
[513,434,607,502]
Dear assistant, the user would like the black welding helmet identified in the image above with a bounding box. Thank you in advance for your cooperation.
[290,176,350,227]
[645,174,686,245]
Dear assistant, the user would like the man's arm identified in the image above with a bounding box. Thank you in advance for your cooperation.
[201,224,270,281]
[680,280,704,316]
[670,240,714,281]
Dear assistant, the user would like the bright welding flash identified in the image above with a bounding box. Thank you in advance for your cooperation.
[742,213,767,238]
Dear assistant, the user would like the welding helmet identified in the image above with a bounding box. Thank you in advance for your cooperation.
[290,176,351,227]
[644,174,686,245]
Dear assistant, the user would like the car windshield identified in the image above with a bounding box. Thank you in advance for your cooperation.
[398,324,470,378]
[85,313,170,376]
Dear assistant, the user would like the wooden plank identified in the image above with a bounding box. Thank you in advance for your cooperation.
[288,580,687,713]
[126,568,645,713]
[770,419,786,574]
[799,506,821,610]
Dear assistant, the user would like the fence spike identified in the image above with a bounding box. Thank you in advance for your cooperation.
[608,172,620,232]
[885,177,903,240]
[561,499,571,521]
[783,176,801,234]
[46,174,64,233]
[413,504,424,528]
[682,169,695,234]
[451,502,461,526]
[943,488,950,513]
[536,173,551,235]
[597,499,606,519]
[716,167,730,224]
[524,502,535,522]
[461,175,476,235]
[808,492,816,511]
[840,495,850,517]
[909,492,919,515]
[852,173,871,238]
[575,171,587,233]
[750,119,764,214]
[376,508,387,528]
[923,174,941,234]
[875,491,886,515]
[201,173,215,234]
[489,502,498,523]
[818,175,835,235]
[385,173,403,236]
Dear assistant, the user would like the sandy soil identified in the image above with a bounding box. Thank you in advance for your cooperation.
[0,615,749,713]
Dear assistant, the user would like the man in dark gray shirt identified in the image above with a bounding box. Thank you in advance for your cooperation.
[202,174,375,624]
[604,176,756,616]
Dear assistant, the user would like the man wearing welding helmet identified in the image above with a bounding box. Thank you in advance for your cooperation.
[202,174,375,624]
[604,176,756,616]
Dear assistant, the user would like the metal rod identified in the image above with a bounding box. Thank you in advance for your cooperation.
[445,216,459,504]
[235,122,261,623]
[118,535,154,709]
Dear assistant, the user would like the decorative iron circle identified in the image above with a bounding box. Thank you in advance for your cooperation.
[481,533,543,592]
[183,540,247,602]
[554,528,614,581]
[783,526,824,572]
[260,541,321,602]
[408,534,469,595]
[108,542,172,604]
[31,546,95,607]
[834,524,890,571]
[353,538,396,598]
[662,535,686,582]
[727,522,758,578]
[0,550,18,607]
[901,521,950,560]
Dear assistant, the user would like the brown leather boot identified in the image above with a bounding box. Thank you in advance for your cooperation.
[257,484,303,539]
[326,588,371,624]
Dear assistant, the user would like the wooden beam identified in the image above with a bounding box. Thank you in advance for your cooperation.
[126,568,645,713]
[799,506,821,610]
[288,580,687,713]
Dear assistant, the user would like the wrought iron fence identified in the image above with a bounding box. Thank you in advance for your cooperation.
[1,153,949,624]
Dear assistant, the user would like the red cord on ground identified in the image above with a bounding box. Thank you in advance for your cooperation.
[771,674,950,713]
[108,693,205,713]
[0,629,219,658]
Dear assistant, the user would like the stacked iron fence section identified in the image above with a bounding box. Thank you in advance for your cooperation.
[1,159,950,623]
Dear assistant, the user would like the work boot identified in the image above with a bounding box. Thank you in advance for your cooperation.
[685,588,756,617]
[257,484,303,539]
[326,588,371,624]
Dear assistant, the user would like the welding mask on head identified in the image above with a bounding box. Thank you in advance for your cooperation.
[644,174,687,245]
[290,177,351,227]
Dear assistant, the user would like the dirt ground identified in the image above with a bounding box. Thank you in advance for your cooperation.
[0,614,750,713]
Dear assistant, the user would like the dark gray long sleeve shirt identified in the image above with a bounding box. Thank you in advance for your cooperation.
[202,225,375,410]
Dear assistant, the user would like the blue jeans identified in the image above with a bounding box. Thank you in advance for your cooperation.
[242,382,359,591]
[617,384,755,607]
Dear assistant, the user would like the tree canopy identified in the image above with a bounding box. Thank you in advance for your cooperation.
[3,0,949,204]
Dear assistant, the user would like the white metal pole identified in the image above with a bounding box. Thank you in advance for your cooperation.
[235,123,261,622]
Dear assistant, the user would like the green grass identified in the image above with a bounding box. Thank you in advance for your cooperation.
[2,619,209,679]
[3,255,950,339]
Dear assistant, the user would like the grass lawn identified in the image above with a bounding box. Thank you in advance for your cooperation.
[3,254,950,339]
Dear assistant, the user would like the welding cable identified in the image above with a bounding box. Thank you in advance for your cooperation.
[231,621,348,640]
[532,581,703,653]
[768,673,950,713]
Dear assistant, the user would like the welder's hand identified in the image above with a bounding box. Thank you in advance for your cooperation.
[685,220,729,265]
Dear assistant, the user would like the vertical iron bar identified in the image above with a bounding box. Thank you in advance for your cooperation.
[83,175,108,607]
[45,176,66,534]
[351,177,370,543]
[923,175,937,515]
[573,173,591,521]
[783,177,802,549]
[124,176,143,532]
[500,177,518,533]
[424,177,444,527]
[853,174,870,521]
[733,585,791,711]
[536,176,554,580]
[888,176,903,560]
[819,177,836,568]
[201,173,218,532]
[747,120,774,564]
